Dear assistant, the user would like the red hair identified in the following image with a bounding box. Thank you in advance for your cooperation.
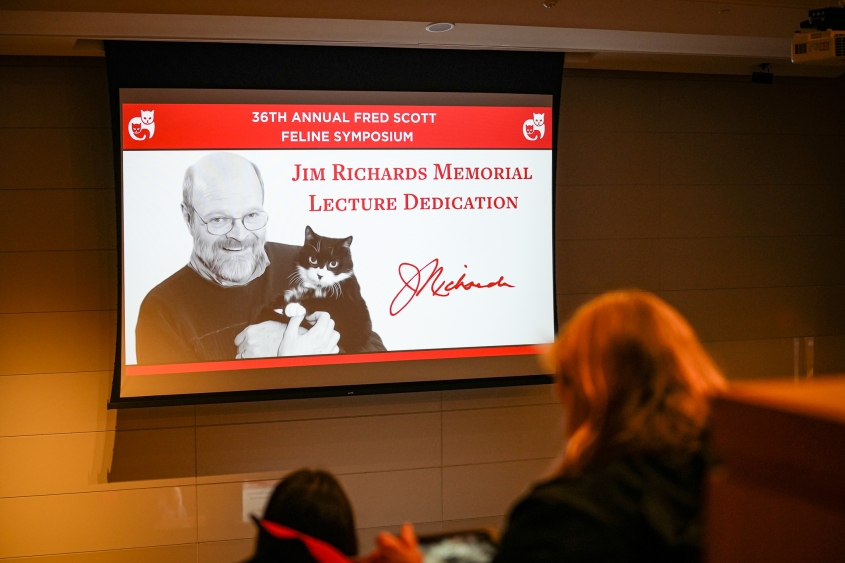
[548,290,726,476]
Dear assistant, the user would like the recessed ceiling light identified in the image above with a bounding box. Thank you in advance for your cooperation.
[426,23,455,33]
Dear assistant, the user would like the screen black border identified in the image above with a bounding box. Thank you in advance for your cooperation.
[106,41,563,408]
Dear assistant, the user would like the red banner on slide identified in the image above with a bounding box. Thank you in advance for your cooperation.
[122,104,552,150]
[125,344,543,376]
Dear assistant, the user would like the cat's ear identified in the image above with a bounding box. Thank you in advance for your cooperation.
[304,225,315,240]
[341,236,353,248]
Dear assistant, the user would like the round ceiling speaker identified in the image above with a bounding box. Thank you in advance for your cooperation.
[425,23,455,33]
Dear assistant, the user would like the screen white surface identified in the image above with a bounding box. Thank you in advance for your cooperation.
[122,149,554,365]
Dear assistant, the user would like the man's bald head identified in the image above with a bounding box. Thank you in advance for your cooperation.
[182,152,264,211]
[181,152,268,285]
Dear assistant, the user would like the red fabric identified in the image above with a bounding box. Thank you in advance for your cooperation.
[258,520,353,563]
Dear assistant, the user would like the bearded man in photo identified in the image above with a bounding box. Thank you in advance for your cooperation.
[135,152,384,364]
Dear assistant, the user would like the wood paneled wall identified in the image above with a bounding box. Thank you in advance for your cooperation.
[557,69,845,379]
[1,56,843,562]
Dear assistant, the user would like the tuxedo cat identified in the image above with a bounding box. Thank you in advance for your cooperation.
[277,226,373,353]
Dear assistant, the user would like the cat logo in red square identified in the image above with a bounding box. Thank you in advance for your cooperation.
[128,110,156,141]
[522,113,546,141]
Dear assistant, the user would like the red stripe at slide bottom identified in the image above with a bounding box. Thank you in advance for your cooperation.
[125,345,543,376]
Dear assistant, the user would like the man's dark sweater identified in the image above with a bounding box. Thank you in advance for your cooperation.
[135,242,384,365]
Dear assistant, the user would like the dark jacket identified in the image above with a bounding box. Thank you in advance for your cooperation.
[493,452,707,563]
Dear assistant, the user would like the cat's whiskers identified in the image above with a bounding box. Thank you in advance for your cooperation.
[328,283,339,298]
[288,270,304,287]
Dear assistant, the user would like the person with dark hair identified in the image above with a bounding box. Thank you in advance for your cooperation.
[366,290,728,563]
[246,469,358,563]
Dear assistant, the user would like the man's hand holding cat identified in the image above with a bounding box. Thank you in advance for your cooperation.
[279,312,340,356]
[234,321,290,359]
[234,313,340,359]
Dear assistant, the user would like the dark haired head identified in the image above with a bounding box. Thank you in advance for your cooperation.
[260,469,358,557]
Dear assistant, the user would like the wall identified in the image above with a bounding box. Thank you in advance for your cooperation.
[1,56,843,562]
[557,68,845,378]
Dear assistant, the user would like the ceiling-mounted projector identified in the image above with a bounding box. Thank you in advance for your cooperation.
[792,7,845,64]
[792,29,845,64]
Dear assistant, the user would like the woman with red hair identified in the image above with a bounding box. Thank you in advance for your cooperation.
[370,290,727,563]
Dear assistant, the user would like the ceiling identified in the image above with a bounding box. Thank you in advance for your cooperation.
[1,0,843,77]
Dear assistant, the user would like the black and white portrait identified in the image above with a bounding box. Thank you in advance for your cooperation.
[131,152,384,365]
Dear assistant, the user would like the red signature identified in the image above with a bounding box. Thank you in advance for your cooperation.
[390,258,515,316]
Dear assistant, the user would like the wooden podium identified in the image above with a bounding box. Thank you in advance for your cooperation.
[706,376,845,562]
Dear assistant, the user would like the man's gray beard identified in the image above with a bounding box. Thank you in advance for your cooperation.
[193,233,262,284]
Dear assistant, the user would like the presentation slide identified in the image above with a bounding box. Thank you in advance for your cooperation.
[117,89,555,399]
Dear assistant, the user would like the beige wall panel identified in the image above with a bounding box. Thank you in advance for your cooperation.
[0,486,197,558]
[660,185,845,238]
[815,335,845,375]
[0,544,196,563]
[704,338,794,380]
[0,310,115,375]
[115,405,196,431]
[556,292,597,325]
[661,133,845,186]
[0,188,116,252]
[339,468,442,528]
[658,80,728,133]
[195,412,441,480]
[557,131,661,185]
[196,481,262,543]
[442,515,506,534]
[559,76,662,132]
[660,285,845,342]
[659,79,845,135]
[0,127,113,190]
[556,239,661,294]
[441,384,555,411]
[660,236,845,290]
[442,404,563,466]
[0,250,117,313]
[0,428,194,498]
[0,64,110,128]
[108,427,197,483]
[195,391,441,427]
[555,185,661,240]
[442,458,552,521]
[357,521,443,556]
[0,371,113,436]
[198,539,253,563]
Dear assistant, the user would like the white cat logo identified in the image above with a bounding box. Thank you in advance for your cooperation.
[522,113,546,141]
[128,110,155,141]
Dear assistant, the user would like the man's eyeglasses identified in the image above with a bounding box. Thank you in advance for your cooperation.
[191,207,269,236]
